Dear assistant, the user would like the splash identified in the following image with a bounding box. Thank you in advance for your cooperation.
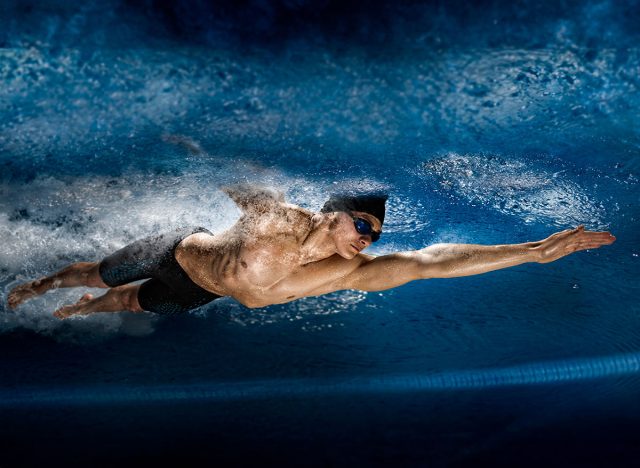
[422,153,607,228]
[223,290,369,327]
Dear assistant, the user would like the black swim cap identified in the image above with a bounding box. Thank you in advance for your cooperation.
[320,192,388,225]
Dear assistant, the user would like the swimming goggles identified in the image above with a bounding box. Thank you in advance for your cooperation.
[352,216,381,242]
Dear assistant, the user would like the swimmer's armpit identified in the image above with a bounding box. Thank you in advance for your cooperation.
[221,183,286,213]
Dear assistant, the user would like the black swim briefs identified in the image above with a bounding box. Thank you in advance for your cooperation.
[98,227,222,315]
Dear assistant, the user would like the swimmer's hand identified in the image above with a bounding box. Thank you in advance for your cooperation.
[532,225,616,264]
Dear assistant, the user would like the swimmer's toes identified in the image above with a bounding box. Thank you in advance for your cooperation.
[54,297,94,318]
[7,293,18,309]
[53,306,72,319]
[78,294,94,304]
[7,287,33,309]
[53,303,81,319]
[53,308,64,319]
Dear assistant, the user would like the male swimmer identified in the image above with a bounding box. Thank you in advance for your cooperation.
[7,185,616,318]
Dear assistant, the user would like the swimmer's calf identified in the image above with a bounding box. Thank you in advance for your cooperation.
[8,262,108,309]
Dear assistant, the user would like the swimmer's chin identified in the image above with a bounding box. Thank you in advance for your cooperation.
[337,245,360,259]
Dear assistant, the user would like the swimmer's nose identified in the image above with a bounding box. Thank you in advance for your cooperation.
[358,237,371,247]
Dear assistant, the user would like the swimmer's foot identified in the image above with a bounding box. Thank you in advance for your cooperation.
[7,279,49,309]
[53,294,94,319]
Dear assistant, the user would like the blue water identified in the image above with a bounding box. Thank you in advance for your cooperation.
[1,0,639,465]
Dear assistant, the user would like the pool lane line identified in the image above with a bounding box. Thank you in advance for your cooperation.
[2,351,639,406]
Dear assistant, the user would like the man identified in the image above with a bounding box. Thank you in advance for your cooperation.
[7,185,616,318]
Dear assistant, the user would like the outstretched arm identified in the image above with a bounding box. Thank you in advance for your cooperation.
[336,226,615,292]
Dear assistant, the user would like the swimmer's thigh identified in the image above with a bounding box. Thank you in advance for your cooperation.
[98,227,210,287]
[137,278,222,315]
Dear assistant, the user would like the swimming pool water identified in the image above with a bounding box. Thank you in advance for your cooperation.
[1,0,639,465]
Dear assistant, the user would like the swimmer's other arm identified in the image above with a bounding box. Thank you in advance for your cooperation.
[221,184,286,213]
[332,226,615,292]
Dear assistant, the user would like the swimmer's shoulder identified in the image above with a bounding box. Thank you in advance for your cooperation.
[221,184,285,215]
[278,204,316,241]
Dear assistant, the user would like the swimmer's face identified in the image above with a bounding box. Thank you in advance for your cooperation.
[332,211,382,259]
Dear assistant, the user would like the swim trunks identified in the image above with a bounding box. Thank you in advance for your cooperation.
[99,227,222,315]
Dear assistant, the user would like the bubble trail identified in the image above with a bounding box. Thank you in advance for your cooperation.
[3,351,640,407]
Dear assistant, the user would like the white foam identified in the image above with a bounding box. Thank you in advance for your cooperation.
[422,153,607,229]
[223,290,369,328]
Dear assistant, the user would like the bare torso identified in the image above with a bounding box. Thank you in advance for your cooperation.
[175,203,356,308]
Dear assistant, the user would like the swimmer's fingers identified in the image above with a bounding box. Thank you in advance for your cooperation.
[536,226,615,262]
[550,226,614,245]
[572,234,616,252]
[570,229,616,247]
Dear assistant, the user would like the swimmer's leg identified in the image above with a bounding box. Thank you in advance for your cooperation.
[53,284,143,319]
[8,262,108,309]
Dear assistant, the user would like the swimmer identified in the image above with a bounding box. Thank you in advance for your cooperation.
[7,184,616,319]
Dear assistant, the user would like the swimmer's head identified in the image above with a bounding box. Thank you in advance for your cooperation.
[320,192,388,226]
[320,191,388,258]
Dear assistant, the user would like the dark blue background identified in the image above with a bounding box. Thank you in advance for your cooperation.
[1,0,639,466]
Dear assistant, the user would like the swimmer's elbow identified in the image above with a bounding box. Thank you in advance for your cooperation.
[345,252,430,291]
[414,247,450,280]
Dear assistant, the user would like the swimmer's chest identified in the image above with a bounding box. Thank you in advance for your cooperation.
[233,236,303,288]
[228,213,309,285]
[228,240,335,304]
